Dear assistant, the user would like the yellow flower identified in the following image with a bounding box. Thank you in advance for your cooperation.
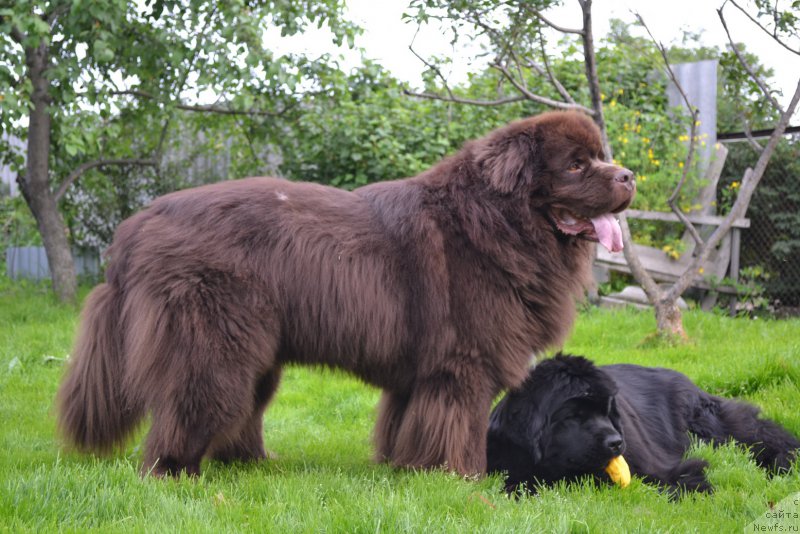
[609,99,617,107]
[662,244,680,260]
[678,161,684,168]
[601,92,606,101]
[679,135,689,142]
[730,181,740,190]
[698,267,705,274]
[622,137,629,144]
[617,88,624,95]
[654,160,661,166]
[635,125,642,133]
[647,148,655,160]
[639,175,647,181]
[642,137,650,144]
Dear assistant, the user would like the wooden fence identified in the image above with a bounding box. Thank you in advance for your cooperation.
[5,246,100,280]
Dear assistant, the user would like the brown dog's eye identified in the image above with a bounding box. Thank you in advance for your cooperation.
[567,161,583,172]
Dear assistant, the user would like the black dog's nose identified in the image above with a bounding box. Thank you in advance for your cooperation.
[604,435,624,455]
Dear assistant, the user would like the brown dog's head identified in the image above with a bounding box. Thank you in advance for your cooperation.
[476,111,635,252]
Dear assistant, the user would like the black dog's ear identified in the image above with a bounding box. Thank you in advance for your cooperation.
[608,396,624,440]
[488,394,548,465]
[476,128,538,194]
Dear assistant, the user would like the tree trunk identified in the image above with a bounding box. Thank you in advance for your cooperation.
[579,0,612,159]
[20,40,77,303]
[653,299,687,341]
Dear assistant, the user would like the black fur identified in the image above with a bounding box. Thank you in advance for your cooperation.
[487,354,800,495]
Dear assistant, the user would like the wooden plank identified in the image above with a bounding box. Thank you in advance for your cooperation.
[693,143,728,217]
[624,209,750,228]
[728,228,742,316]
[596,235,731,281]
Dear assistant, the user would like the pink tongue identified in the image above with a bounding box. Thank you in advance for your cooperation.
[591,213,623,253]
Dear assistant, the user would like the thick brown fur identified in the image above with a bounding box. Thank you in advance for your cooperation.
[56,111,635,477]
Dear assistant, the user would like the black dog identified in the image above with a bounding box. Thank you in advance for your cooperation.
[487,354,799,494]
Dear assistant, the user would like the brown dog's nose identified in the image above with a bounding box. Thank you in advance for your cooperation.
[614,169,634,184]
[614,169,635,191]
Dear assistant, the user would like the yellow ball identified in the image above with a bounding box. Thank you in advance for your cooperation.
[605,455,631,488]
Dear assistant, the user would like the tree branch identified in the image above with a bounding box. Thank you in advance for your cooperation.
[175,102,290,116]
[54,159,158,201]
[635,12,704,248]
[408,26,456,101]
[524,6,585,35]
[665,78,800,303]
[617,212,664,299]
[10,26,27,44]
[405,4,592,116]
[45,4,70,28]
[579,0,611,157]
[403,89,527,107]
[105,89,293,117]
[490,62,596,114]
[728,0,800,56]
[741,117,765,154]
[717,6,784,113]
[537,30,577,104]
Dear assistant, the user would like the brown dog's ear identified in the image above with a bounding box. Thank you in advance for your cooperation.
[476,128,537,194]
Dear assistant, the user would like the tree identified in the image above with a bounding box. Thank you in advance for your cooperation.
[616,3,800,337]
[278,61,528,189]
[405,0,800,340]
[0,0,356,302]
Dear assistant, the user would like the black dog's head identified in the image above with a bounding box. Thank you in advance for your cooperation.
[487,353,624,493]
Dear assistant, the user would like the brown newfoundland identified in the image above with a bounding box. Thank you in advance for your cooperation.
[57,111,635,477]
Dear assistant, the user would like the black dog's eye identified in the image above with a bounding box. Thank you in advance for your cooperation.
[567,160,583,172]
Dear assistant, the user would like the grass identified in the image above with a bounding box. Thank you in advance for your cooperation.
[1,280,799,533]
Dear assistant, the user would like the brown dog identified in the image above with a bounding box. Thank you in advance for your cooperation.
[57,111,634,477]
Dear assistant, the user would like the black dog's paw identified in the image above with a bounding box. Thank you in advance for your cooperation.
[503,477,540,497]
[754,447,799,475]
[666,459,713,496]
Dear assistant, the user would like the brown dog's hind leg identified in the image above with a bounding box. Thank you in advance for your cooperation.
[390,371,492,476]
[142,364,281,477]
[373,390,410,463]
[208,367,283,464]
[134,282,281,477]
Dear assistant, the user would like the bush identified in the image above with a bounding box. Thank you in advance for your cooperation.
[720,139,800,306]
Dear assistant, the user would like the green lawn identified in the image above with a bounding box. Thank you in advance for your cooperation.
[1,281,799,533]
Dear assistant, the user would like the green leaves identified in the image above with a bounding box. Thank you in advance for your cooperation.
[275,61,521,191]
[91,39,114,63]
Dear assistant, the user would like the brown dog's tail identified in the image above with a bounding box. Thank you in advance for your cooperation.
[57,283,140,453]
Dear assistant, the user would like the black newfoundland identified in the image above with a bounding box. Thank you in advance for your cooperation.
[57,111,635,478]
[487,354,800,494]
